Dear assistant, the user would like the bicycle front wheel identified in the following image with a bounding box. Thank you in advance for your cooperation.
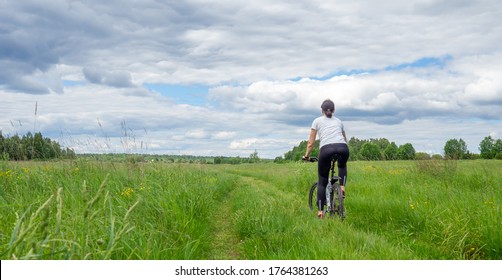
[308,182,318,211]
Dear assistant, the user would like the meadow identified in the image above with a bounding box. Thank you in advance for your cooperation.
[0,158,500,260]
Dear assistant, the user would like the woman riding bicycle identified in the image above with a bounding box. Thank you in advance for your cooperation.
[303,99,349,219]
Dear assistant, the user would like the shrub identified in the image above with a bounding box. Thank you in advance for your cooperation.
[415,159,458,177]
[415,152,431,160]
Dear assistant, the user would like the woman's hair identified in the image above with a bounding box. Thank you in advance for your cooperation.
[321,99,335,118]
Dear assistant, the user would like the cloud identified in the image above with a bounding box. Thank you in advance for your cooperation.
[229,138,261,150]
[209,59,502,125]
[83,68,135,88]
[213,131,237,140]
[185,129,209,139]
[1,0,502,158]
[3,0,502,91]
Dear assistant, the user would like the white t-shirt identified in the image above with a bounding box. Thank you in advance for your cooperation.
[311,116,346,148]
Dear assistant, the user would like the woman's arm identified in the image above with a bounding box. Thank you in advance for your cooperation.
[342,131,347,143]
[304,128,317,158]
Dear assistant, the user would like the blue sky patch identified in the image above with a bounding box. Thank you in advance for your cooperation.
[63,80,87,87]
[292,55,453,82]
[289,69,375,81]
[385,55,453,71]
[145,83,209,106]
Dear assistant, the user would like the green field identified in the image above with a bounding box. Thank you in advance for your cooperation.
[0,159,500,260]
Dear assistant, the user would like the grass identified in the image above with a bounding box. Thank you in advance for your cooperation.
[0,158,500,259]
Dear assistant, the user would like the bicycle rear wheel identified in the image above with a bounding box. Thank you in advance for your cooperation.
[333,183,345,219]
[327,186,335,216]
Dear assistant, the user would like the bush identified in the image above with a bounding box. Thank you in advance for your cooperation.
[432,154,443,160]
[274,157,285,163]
[415,152,431,160]
[415,159,458,177]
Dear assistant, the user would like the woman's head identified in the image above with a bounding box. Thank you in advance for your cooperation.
[321,99,335,118]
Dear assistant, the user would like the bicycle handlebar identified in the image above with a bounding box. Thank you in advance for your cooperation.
[302,156,318,162]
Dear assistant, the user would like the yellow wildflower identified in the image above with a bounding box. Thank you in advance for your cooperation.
[121,187,134,197]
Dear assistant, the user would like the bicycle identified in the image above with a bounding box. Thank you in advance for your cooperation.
[305,156,345,219]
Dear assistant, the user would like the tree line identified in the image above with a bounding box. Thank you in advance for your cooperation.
[445,136,502,160]
[277,135,502,162]
[0,131,75,160]
[278,137,416,162]
[346,137,416,161]
[77,150,263,165]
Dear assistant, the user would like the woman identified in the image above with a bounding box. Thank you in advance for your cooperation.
[303,99,349,218]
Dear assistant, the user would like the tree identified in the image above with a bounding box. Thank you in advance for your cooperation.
[249,150,260,163]
[0,132,6,160]
[384,142,399,160]
[62,147,76,159]
[283,140,319,161]
[494,139,502,159]
[22,132,34,160]
[398,143,415,160]
[479,136,495,159]
[348,137,365,160]
[444,138,468,160]
[33,132,45,159]
[360,143,382,160]
[6,135,22,160]
[374,138,390,150]
[0,131,74,160]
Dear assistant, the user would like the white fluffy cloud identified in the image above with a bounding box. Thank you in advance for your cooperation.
[209,59,502,124]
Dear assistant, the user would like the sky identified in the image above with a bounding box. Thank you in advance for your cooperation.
[1,0,501,159]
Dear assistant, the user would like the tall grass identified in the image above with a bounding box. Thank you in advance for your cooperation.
[0,159,500,259]
[0,160,231,259]
[347,160,501,259]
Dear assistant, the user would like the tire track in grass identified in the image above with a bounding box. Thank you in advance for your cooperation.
[227,172,326,259]
[208,175,243,260]
[208,170,288,259]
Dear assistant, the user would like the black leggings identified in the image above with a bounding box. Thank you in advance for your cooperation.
[317,143,349,211]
